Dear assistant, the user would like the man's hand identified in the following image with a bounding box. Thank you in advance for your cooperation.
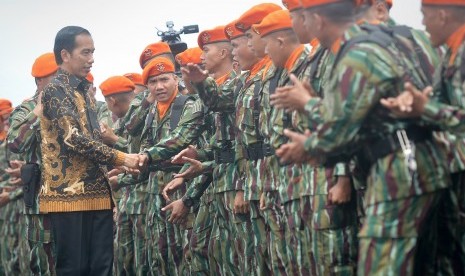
[33,90,43,117]
[100,122,119,146]
[380,82,432,118]
[162,177,185,201]
[173,157,204,180]
[270,74,316,112]
[328,176,352,205]
[162,199,189,225]
[8,177,22,186]
[171,145,198,165]
[259,192,266,210]
[123,154,141,169]
[0,192,10,208]
[233,191,249,214]
[181,63,209,83]
[5,160,25,179]
[276,129,312,165]
[108,168,124,178]
[109,176,119,191]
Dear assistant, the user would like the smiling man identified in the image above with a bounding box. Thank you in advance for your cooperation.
[39,26,141,276]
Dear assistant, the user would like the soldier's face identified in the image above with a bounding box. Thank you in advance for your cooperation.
[245,29,267,58]
[263,35,285,68]
[302,9,319,41]
[147,73,178,102]
[231,36,258,71]
[202,44,222,72]
[421,6,449,47]
[61,34,94,78]
[0,113,10,132]
[291,9,312,43]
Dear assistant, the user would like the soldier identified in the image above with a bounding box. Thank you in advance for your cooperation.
[381,0,465,274]
[7,53,58,276]
[275,0,449,275]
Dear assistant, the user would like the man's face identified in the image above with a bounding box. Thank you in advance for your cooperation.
[291,9,312,43]
[263,35,285,68]
[63,34,95,78]
[231,36,258,71]
[0,113,10,132]
[201,44,222,72]
[245,29,267,58]
[147,73,178,102]
[134,85,146,94]
[422,6,448,47]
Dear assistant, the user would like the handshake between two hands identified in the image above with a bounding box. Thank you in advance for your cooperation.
[117,153,150,176]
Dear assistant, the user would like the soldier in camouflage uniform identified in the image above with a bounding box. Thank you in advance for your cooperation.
[6,53,58,276]
[382,1,465,274]
[276,0,450,274]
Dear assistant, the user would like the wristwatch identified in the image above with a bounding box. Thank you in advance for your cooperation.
[181,196,194,208]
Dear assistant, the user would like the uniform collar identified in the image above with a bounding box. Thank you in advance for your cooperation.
[445,23,465,66]
[56,68,91,92]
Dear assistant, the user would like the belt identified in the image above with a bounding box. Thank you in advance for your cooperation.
[359,126,433,166]
[214,148,235,164]
[243,142,274,161]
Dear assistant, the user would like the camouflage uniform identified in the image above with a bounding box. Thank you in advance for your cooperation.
[303,24,449,275]
[7,94,56,276]
[194,71,242,275]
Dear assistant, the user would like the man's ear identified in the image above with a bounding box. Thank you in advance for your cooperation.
[61,49,70,64]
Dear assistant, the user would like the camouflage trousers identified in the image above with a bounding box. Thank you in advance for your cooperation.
[146,193,184,276]
[243,200,269,276]
[260,191,289,275]
[0,204,22,275]
[358,190,444,275]
[114,212,149,276]
[283,198,311,276]
[24,214,55,276]
[189,195,213,276]
[208,191,240,275]
[305,195,358,276]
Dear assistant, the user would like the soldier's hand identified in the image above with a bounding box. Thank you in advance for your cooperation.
[8,177,22,186]
[5,166,22,179]
[33,90,43,117]
[108,168,124,178]
[328,176,352,205]
[137,153,150,171]
[162,199,189,225]
[234,191,249,214]
[162,177,185,201]
[100,122,118,146]
[181,63,209,83]
[276,129,311,165]
[171,145,198,165]
[173,157,204,180]
[270,74,315,112]
[109,176,119,191]
[0,191,11,208]
[380,82,432,118]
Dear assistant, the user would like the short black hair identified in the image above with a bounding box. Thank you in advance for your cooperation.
[307,1,356,24]
[54,26,91,65]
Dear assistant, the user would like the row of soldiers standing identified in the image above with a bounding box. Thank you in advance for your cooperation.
[1,0,465,275]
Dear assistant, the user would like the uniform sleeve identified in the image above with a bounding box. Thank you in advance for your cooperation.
[421,100,465,134]
[125,92,152,136]
[7,103,39,154]
[304,47,395,156]
[41,86,126,166]
[146,99,206,163]
[194,77,236,112]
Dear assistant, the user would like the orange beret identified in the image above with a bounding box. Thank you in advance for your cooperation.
[253,10,293,38]
[123,73,144,86]
[86,72,94,83]
[0,99,13,116]
[386,0,392,7]
[224,20,245,40]
[235,3,282,32]
[31,53,58,78]
[142,57,175,85]
[282,0,302,11]
[198,26,229,49]
[422,0,465,5]
[175,47,203,66]
[99,76,135,97]
[300,0,360,9]
[139,42,172,69]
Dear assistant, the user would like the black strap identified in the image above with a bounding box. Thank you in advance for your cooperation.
[252,80,263,141]
[170,95,191,131]
[269,69,283,96]
[392,25,433,85]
